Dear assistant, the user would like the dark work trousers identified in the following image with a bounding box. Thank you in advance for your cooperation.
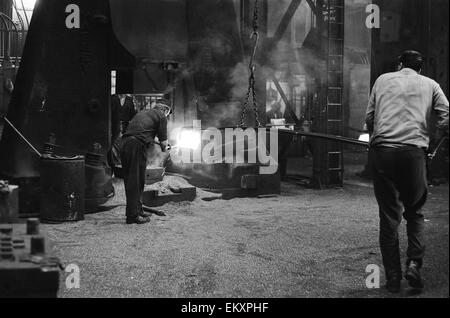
[120,136,148,219]
[369,146,428,277]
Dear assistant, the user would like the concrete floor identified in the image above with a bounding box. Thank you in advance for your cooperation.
[45,177,449,298]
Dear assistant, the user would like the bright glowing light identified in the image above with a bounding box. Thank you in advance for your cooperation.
[359,133,370,143]
[176,129,201,150]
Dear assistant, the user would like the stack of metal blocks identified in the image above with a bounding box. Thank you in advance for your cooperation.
[0,219,62,298]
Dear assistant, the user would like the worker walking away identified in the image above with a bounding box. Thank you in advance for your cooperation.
[365,51,449,293]
[120,103,171,224]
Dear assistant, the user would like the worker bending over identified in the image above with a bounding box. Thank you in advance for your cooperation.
[366,51,449,293]
[120,103,171,224]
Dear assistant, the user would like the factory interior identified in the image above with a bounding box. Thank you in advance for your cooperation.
[0,0,448,299]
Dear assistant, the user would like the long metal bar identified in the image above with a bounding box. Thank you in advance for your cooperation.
[213,125,369,147]
[0,116,42,157]
[278,129,369,147]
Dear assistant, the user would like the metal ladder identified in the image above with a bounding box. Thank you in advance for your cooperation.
[322,0,345,187]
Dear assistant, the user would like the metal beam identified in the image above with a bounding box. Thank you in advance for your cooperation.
[305,0,318,16]
[260,0,303,123]
[271,0,303,46]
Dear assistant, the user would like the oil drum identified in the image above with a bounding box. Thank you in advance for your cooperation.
[40,156,85,223]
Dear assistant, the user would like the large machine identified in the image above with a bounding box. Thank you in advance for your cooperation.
[0,0,130,215]
[0,0,277,215]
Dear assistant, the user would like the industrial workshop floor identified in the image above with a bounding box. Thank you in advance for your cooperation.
[45,177,449,298]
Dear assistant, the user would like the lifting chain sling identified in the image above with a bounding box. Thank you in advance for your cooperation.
[239,0,262,128]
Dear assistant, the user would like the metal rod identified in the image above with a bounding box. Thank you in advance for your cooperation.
[205,126,369,147]
[428,136,448,161]
[280,130,369,147]
[1,116,42,157]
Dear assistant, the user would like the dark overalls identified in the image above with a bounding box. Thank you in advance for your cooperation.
[369,145,428,276]
[120,109,167,219]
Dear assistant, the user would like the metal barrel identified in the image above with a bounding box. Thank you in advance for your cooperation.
[40,156,85,223]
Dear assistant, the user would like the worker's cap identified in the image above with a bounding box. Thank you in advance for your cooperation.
[153,102,173,116]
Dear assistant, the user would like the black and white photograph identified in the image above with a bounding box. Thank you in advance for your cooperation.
[0,0,448,302]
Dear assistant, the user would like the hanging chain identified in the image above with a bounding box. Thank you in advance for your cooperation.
[239,0,262,128]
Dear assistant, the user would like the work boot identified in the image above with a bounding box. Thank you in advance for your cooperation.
[126,215,151,224]
[404,260,424,289]
[385,272,402,294]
